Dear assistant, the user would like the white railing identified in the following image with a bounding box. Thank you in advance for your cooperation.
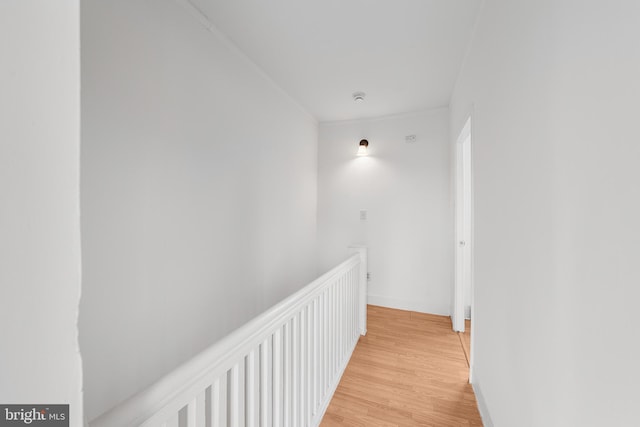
[91,246,367,427]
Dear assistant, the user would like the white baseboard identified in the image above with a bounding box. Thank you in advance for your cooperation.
[367,294,450,316]
[472,378,494,427]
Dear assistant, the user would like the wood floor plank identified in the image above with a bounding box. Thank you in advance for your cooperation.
[320,305,482,426]
[458,320,472,368]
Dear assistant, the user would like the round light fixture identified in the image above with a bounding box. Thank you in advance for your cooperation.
[352,92,366,103]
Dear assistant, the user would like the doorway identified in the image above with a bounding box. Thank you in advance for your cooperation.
[453,116,473,378]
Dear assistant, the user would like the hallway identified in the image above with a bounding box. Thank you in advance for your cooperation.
[6,2,639,425]
[321,306,481,426]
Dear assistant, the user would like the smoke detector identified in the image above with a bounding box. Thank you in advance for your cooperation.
[352,92,366,103]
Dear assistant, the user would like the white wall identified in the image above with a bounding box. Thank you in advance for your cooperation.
[317,110,452,315]
[0,1,83,425]
[80,0,318,420]
[451,0,640,425]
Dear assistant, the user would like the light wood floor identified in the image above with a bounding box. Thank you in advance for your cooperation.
[458,319,471,368]
[320,305,482,426]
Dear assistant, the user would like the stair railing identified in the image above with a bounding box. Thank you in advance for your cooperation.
[91,246,367,427]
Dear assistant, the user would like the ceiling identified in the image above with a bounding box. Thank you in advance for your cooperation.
[190,0,481,122]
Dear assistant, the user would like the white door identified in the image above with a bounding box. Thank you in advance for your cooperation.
[454,118,472,333]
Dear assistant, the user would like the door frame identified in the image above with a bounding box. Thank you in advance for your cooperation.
[453,115,475,380]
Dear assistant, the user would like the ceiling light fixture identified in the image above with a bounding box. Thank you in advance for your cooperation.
[352,92,366,103]
[357,139,369,156]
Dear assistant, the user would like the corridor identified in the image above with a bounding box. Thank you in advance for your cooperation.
[322,306,481,426]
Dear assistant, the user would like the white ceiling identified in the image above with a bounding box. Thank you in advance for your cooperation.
[190,0,481,122]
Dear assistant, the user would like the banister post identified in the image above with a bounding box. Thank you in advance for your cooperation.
[349,245,368,336]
